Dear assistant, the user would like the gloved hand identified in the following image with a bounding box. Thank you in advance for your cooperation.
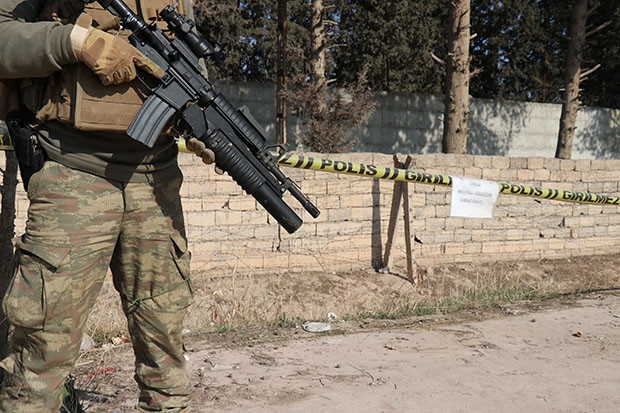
[70,13,164,85]
[185,138,224,174]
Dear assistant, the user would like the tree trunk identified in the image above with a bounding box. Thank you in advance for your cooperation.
[276,0,288,145]
[442,0,471,154]
[555,0,588,160]
[0,150,18,375]
[310,0,326,86]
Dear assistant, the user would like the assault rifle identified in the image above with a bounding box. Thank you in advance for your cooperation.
[96,0,319,233]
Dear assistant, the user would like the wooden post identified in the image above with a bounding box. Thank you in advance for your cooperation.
[400,156,414,284]
[382,155,415,284]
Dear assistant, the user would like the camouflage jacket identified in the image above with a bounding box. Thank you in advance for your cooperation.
[0,0,180,183]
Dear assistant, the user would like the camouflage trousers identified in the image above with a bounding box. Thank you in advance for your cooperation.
[0,161,193,412]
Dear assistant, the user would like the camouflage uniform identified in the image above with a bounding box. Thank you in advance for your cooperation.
[0,0,195,410]
[0,161,193,412]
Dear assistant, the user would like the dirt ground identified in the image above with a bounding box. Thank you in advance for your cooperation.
[72,255,620,412]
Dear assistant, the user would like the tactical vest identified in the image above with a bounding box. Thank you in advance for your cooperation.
[35,0,192,132]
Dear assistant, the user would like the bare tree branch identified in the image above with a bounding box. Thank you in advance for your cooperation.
[431,52,446,65]
[580,63,601,80]
[470,67,482,79]
[585,20,611,38]
[586,2,600,18]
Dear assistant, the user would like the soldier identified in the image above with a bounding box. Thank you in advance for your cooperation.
[0,0,213,410]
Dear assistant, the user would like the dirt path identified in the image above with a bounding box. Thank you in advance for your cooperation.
[75,292,620,412]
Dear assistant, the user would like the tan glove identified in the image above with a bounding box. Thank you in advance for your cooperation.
[70,13,165,85]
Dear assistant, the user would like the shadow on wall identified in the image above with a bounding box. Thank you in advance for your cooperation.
[575,107,620,159]
[353,93,444,154]
[352,93,533,157]
[214,80,617,160]
[371,180,383,270]
[467,98,530,156]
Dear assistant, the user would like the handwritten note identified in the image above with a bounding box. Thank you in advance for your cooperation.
[450,177,499,218]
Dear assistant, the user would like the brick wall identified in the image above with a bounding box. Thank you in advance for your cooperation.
[4,152,620,275]
[178,152,620,275]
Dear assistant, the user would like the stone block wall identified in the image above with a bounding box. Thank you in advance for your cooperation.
[3,152,620,276]
[178,152,620,275]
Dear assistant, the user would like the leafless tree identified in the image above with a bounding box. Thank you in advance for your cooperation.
[442,0,472,154]
[555,0,608,159]
[276,0,288,145]
[287,0,376,153]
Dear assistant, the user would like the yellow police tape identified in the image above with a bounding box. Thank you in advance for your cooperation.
[274,153,620,206]
[3,135,618,206]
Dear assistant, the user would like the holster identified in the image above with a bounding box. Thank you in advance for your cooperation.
[5,109,46,191]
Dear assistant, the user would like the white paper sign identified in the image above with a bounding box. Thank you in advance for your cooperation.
[450,177,499,218]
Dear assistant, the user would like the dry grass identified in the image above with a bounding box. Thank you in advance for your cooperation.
[85,254,620,344]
